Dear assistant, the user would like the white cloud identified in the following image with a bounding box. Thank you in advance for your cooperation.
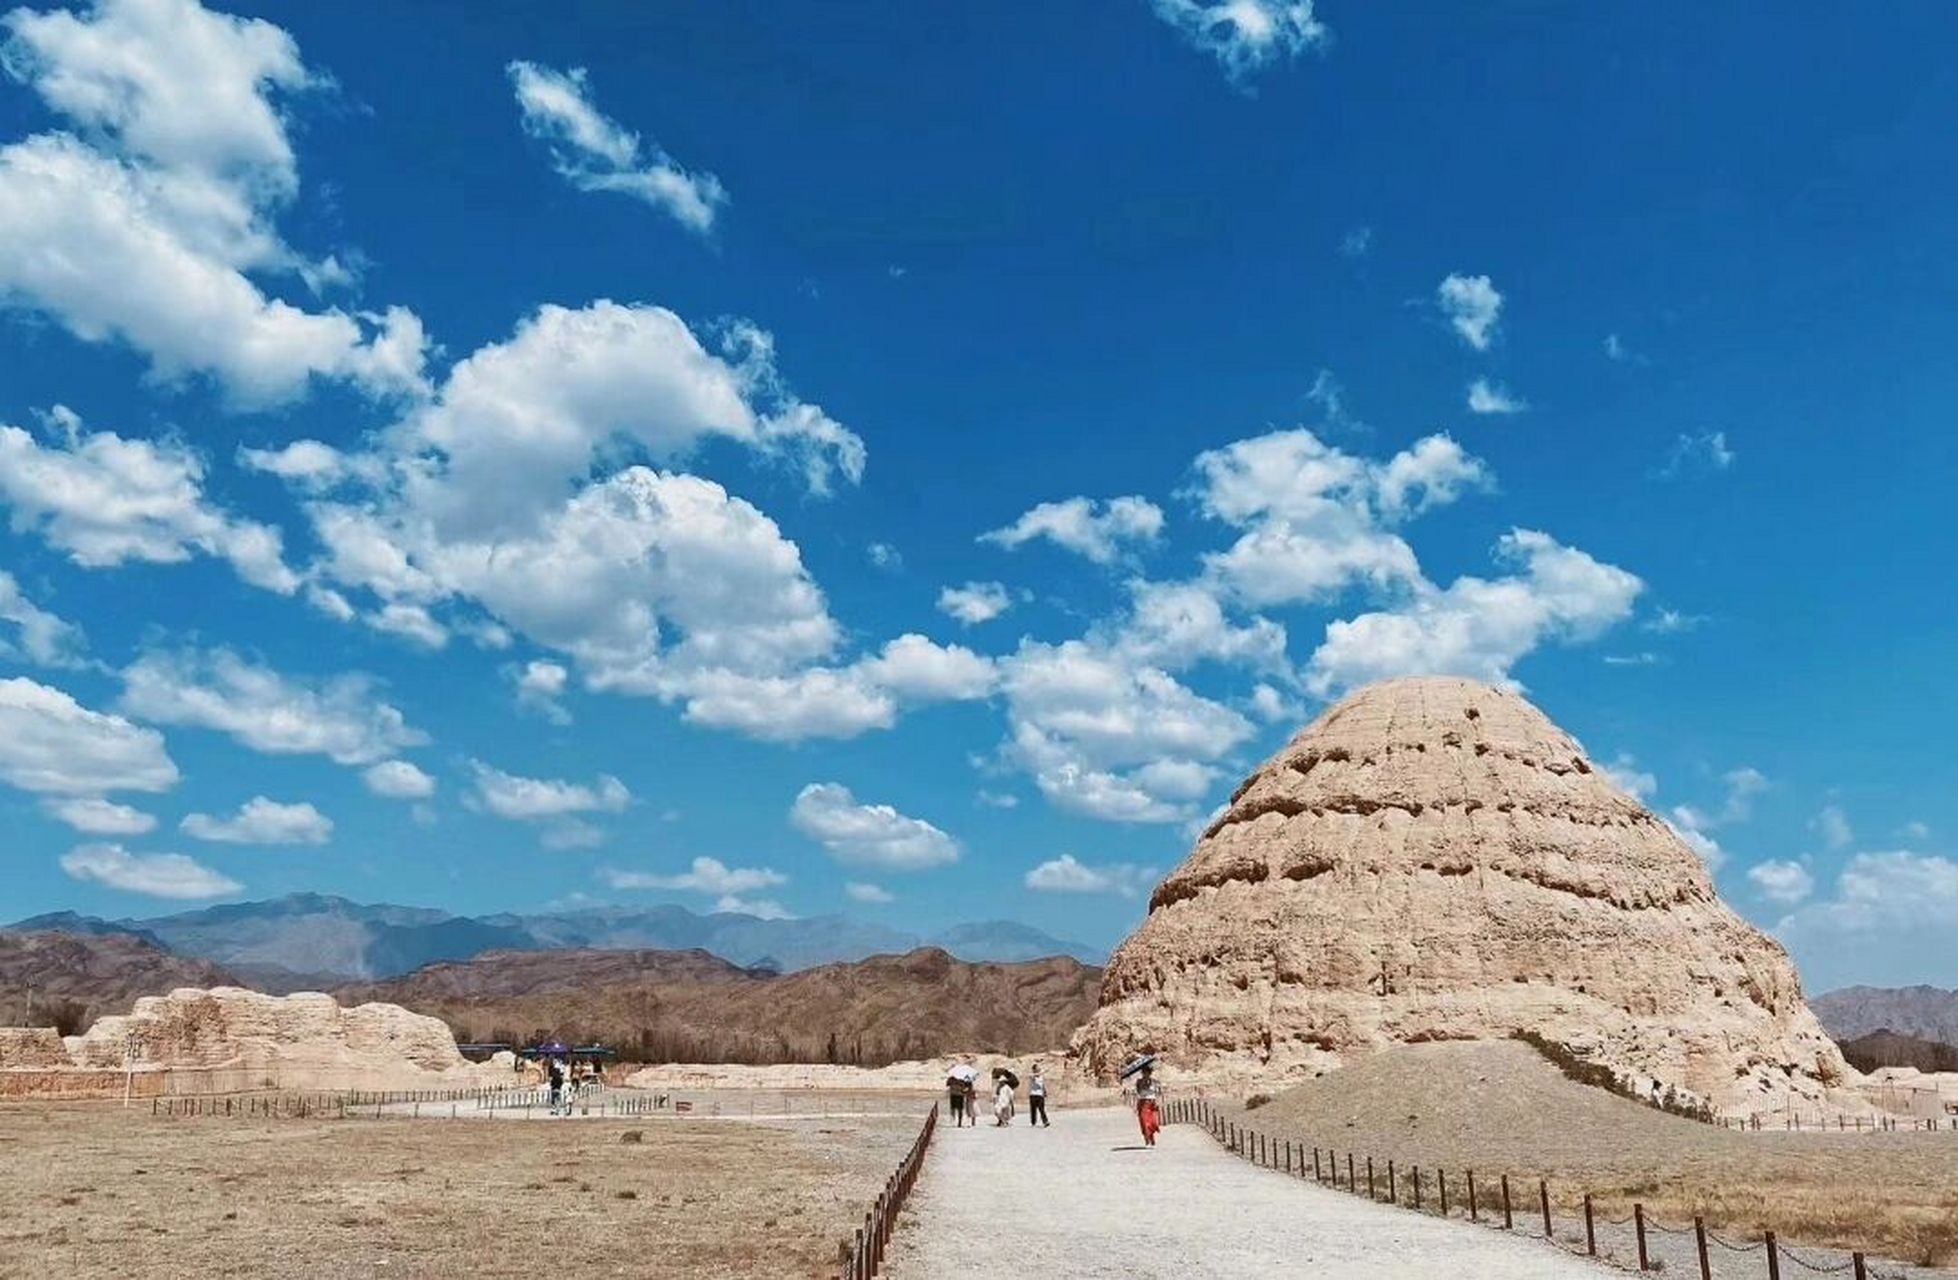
[1338,225,1372,258]
[0,569,85,666]
[512,659,571,724]
[1248,682,1297,724]
[1437,273,1502,350]
[867,542,901,571]
[844,881,894,904]
[119,648,425,765]
[980,495,1164,564]
[0,412,299,592]
[362,758,434,800]
[367,601,447,649]
[0,0,427,405]
[938,581,1013,626]
[1147,0,1329,81]
[60,841,238,899]
[1598,753,1657,802]
[237,439,362,488]
[42,795,156,835]
[1466,378,1527,415]
[181,795,331,845]
[1667,806,1724,871]
[790,782,959,870]
[1813,804,1853,852]
[1304,528,1643,697]
[1775,852,1958,985]
[1747,859,1814,905]
[1659,431,1735,478]
[540,819,604,851]
[854,634,996,703]
[1643,609,1705,634]
[1190,429,1487,608]
[1718,766,1768,823]
[600,856,785,895]
[468,761,629,821]
[508,60,726,234]
[1024,853,1157,898]
[1603,333,1630,362]
[713,895,792,920]
[1109,578,1288,674]
[1900,820,1931,843]
[998,639,1254,823]
[0,675,178,794]
[976,789,1020,810]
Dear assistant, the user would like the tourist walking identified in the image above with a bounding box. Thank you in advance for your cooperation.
[1133,1063,1160,1147]
[1027,1063,1050,1128]
[547,1056,566,1115]
[993,1075,1015,1126]
[948,1074,968,1127]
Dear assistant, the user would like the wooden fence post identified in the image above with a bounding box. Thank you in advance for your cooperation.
[1367,1156,1375,1200]
[1635,1204,1649,1271]
[1540,1180,1552,1238]
[1467,1171,1478,1222]
[1765,1231,1780,1280]
[1313,1148,1322,1182]
[1853,1254,1867,1280]
[1388,1160,1396,1205]
[1583,1194,1595,1255]
[1500,1175,1513,1230]
[1694,1217,1711,1280]
[1412,1167,1422,1210]
[1438,1169,1448,1216]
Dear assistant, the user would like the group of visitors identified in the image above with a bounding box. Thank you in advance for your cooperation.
[945,1061,1051,1128]
[940,1056,1160,1146]
[543,1055,603,1116]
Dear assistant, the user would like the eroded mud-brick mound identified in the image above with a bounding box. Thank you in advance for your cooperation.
[1074,676,1848,1115]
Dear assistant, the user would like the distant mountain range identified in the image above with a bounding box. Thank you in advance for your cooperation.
[1813,984,1958,1047]
[8,893,1105,985]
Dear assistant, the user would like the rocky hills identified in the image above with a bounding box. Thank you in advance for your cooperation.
[1813,985,1958,1046]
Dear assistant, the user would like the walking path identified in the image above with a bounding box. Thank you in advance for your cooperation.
[882,1107,1609,1279]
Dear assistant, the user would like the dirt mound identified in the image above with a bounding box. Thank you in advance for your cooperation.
[1077,676,1849,1114]
[1221,1040,1958,1268]
[0,929,238,1031]
[343,946,1100,1065]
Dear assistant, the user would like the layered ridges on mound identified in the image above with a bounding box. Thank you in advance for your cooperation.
[1077,677,1848,1115]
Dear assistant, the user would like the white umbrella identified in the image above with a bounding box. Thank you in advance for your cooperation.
[947,1063,980,1084]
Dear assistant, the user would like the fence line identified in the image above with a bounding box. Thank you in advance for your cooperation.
[1161,1097,1913,1280]
[838,1102,938,1280]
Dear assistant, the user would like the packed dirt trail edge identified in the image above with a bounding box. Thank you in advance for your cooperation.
[882,1107,1610,1279]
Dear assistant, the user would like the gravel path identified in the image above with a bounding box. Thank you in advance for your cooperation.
[883,1107,1611,1278]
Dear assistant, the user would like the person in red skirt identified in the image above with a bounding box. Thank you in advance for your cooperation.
[1134,1063,1161,1147]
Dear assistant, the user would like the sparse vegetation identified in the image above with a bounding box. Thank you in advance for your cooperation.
[1244,1093,1273,1110]
[1510,1030,1715,1124]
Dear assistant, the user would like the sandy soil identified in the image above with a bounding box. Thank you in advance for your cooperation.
[883,1106,1608,1279]
[0,1102,918,1278]
[1211,1041,1958,1271]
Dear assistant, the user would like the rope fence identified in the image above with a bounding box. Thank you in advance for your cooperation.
[1162,1097,1919,1280]
[837,1101,938,1280]
[145,1085,931,1122]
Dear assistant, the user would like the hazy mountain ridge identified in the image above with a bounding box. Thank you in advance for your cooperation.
[0,929,239,1031]
[1813,985,1958,1046]
[7,895,1105,982]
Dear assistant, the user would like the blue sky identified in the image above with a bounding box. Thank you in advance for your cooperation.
[1,0,1954,990]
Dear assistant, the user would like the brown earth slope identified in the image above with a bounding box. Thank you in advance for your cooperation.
[1216,1040,1958,1268]
[0,930,238,1032]
[338,945,1100,1064]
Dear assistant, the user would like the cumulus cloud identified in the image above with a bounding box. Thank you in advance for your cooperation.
[1023,853,1156,897]
[1598,753,1657,802]
[790,782,959,870]
[1658,431,1735,479]
[0,0,427,403]
[1147,0,1329,81]
[1775,851,1958,986]
[1747,859,1814,905]
[1466,378,1527,415]
[937,581,1013,626]
[120,648,425,766]
[980,495,1164,565]
[362,758,434,799]
[43,795,156,835]
[181,795,331,845]
[508,60,726,234]
[844,881,894,904]
[0,412,299,592]
[1437,273,1502,350]
[0,569,85,667]
[1304,528,1643,697]
[0,675,178,794]
[468,762,629,821]
[60,841,239,898]
[1811,804,1852,851]
[997,639,1254,824]
[600,856,785,895]
[1190,428,1486,608]
[512,659,571,724]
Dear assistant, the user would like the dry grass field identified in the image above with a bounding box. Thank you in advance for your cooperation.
[0,1103,919,1279]
[1216,1041,1958,1269]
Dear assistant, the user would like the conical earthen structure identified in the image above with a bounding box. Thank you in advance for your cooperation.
[1075,677,1849,1114]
